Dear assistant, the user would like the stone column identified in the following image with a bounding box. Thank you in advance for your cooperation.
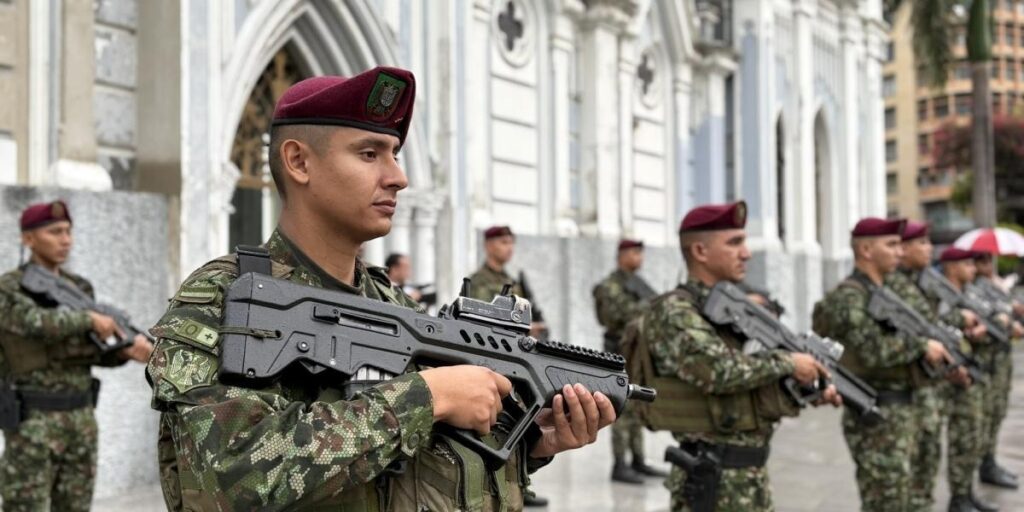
[693,51,736,204]
[549,3,582,236]
[617,34,636,233]
[389,199,414,256]
[671,64,693,223]
[862,14,888,217]
[413,195,443,287]
[467,0,492,226]
[50,0,111,190]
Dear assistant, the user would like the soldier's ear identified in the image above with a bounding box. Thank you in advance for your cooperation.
[280,139,312,189]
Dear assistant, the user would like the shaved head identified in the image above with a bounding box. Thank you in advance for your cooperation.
[268,125,336,200]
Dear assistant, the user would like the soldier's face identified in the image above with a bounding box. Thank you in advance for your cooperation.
[485,235,515,264]
[302,127,408,242]
[975,256,994,277]
[619,247,644,271]
[902,237,933,269]
[868,235,903,274]
[389,256,412,284]
[705,229,750,282]
[22,221,73,267]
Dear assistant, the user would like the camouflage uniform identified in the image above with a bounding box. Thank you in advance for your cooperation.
[148,230,534,511]
[974,277,1014,460]
[0,267,122,511]
[642,280,795,512]
[884,269,945,511]
[467,264,525,302]
[593,269,651,465]
[814,270,929,512]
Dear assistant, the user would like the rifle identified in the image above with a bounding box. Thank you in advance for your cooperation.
[865,281,987,383]
[917,267,1010,351]
[622,274,657,302]
[19,264,152,353]
[219,273,656,470]
[701,281,885,425]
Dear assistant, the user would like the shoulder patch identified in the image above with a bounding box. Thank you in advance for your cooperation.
[171,318,220,348]
[163,344,217,394]
[174,285,219,304]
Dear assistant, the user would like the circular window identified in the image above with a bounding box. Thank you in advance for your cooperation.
[493,0,534,67]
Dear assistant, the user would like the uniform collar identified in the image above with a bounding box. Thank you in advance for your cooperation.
[267,229,367,293]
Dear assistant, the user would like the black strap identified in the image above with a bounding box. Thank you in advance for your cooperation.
[18,389,94,411]
[681,441,770,469]
[875,389,914,406]
[236,245,272,276]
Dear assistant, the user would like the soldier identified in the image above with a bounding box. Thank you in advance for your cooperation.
[0,200,153,511]
[936,247,999,512]
[385,252,421,301]
[636,201,840,511]
[885,222,986,512]
[465,225,549,507]
[972,251,1021,489]
[146,67,617,511]
[592,238,667,484]
[813,217,954,512]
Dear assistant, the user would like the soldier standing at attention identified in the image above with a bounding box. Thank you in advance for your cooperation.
[592,238,667,484]
[813,218,953,512]
[0,200,153,511]
[465,225,549,507]
[146,67,616,511]
[637,201,840,511]
[884,222,981,512]
[936,247,999,512]
[972,251,1021,490]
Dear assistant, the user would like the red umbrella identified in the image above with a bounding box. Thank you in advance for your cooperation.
[953,227,1024,256]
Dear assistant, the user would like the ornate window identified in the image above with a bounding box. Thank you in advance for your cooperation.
[229,49,305,248]
[635,48,661,108]
[493,0,534,67]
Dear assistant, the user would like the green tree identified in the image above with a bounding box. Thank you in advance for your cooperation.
[887,0,997,227]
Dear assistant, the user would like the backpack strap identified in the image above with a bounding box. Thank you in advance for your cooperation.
[236,245,272,276]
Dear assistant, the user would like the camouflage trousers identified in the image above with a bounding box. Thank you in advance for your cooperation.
[611,403,644,462]
[908,386,944,512]
[946,382,986,496]
[666,464,772,512]
[842,400,918,512]
[0,407,98,512]
[980,350,1013,457]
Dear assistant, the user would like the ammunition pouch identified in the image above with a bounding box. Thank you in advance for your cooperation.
[0,384,22,431]
[666,441,770,512]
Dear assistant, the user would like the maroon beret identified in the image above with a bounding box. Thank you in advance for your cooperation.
[939,247,977,262]
[618,239,644,251]
[272,66,416,145]
[901,220,929,241]
[20,200,72,232]
[851,217,905,238]
[679,201,747,233]
[484,225,514,240]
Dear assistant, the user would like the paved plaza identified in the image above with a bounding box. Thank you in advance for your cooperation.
[95,347,1024,512]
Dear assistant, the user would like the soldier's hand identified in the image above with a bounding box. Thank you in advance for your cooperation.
[119,334,154,362]
[947,366,971,387]
[529,322,548,339]
[420,365,512,435]
[87,311,122,341]
[529,383,616,459]
[1013,302,1024,318]
[960,309,979,328]
[996,313,1012,328]
[1012,321,1024,339]
[790,353,830,386]
[966,323,988,342]
[813,384,842,408]
[924,340,954,367]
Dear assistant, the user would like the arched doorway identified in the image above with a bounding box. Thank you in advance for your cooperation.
[228,49,306,248]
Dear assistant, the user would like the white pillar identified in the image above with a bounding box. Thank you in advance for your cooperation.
[671,65,693,228]
[617,35,636,234]
[28,0,53,185]
[466,0,491,225]
[550,7,580,235]
[413,198,441,286]
[839,4,862,241]
[389,201,414,255]
[791,0,818,248]
[862,16,888,217]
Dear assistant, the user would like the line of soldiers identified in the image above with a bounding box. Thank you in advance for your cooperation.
[0,62,1020,512]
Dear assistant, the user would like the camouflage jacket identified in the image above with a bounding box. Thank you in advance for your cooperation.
[814,269,928,391]
[148,230,529,511]
[643,279,795,447]
[0,266,108,393]
[592,269,652,342]
[889,267,965,329]
[467,264,524,302]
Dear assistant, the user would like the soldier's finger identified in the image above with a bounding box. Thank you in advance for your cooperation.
[551,394,569,433]
[562,384,588,441]
[812,360,831,380]
[573,384,600,441]
[492,372,513,397]
[594,392,617,427]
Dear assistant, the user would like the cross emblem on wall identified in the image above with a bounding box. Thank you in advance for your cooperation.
[637,54,655,96]
[498,1,524,52]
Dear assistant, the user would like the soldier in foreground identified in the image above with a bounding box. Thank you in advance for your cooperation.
[146,67,616,511]
[465,225,549,506]
[635,201,840,511]
[936,247,999,512]
[592,238,666,484]
[0,201,152,511]
[813,218,953,511]
[972,252,1021,489]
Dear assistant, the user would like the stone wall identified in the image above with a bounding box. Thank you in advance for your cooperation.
[94,0,138,189]
[0,186,167,500]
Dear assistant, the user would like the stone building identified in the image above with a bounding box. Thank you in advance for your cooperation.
[0,0,887,500]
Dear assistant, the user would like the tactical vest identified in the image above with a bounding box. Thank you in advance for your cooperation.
[812,278,927,389]
[168,247,526,512]
[623,286,798,435]
[0,270,99,376]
